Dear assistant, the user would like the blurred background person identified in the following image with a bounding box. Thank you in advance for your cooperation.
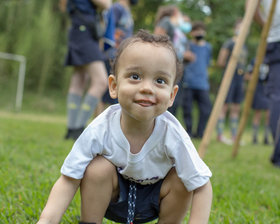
[252,0,280,167]
[216,19,248,144]
[245,58,271,145]
[60,0,111,140]
[99,0,138,114]
[181,21,212,138]
[154,6,195,116]
[154,5,180,42]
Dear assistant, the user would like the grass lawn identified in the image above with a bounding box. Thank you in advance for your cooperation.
[0,111,280,223]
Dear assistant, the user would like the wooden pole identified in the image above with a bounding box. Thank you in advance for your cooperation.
[232,0,277,158]
[198,0,259,158]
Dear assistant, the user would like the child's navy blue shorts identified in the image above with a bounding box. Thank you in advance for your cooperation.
[105,172,163,223]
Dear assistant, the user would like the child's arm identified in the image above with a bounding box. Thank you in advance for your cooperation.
[37,175,81,224]
[188,180,212,224]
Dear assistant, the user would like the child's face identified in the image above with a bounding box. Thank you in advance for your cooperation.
[109,42,178,123]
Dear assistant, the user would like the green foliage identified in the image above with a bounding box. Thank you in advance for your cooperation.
[0,112,280,223]
[0,0,68,94]
[132,0,165,31]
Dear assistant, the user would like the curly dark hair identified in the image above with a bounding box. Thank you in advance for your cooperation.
[191,21,206,31]
[112,29,182,84]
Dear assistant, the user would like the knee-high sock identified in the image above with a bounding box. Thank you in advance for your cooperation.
[67,93,82,129]
[230,117,238,138]
[216,118,225,137]
[264,125,270,140]
[75,94,98,128]
[252,124,259,140]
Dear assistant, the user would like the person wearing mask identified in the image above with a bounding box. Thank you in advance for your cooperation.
[154,6,195,116]
[182,21,212,138]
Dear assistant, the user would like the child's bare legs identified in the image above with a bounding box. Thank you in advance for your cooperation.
[81,165,194,224]
[158,168,192,224]
[80,156,118,224]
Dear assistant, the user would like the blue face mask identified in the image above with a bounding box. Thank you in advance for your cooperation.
[179,22,192,34]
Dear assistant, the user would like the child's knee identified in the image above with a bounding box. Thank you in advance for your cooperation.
[158,168,192,223]
[83,156,117,183]
[160,168,192,198]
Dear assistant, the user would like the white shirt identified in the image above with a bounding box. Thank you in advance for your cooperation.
[260,0,280,43]
[61,104,212,191]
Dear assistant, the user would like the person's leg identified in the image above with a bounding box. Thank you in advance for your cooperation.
[86,61,108,98]
[218,79,234,140]
[268,98,280,140]
[264,43,280,165]
[80,156,118,224]
[158,168,192,224]
[229,103,240,140]
[182,88,193,137]
[75,61,108,129]
[229,74,244,141]
[269,98,280,165]
[217,104,228,140]
[252,110,262,144]
[196,90,212,138]
[271,116,280,166]
[264,110,271,144]
[65,66,87,139]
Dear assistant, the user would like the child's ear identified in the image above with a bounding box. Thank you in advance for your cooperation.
[108,74,118,99]
[168,84,179,107]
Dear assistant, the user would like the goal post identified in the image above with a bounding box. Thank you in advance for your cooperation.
[0,52,26,112]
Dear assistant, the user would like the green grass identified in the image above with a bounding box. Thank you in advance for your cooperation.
[0,112,280,223]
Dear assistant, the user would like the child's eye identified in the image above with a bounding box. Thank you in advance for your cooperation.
[156,78,166,84]
[130,74,140,80]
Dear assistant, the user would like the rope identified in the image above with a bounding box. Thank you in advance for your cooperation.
[127,181,137,224]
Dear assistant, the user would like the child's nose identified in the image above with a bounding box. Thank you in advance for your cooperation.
[139,80,154,94]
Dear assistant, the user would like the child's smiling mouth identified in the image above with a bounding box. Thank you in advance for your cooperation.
[135,99,156,107]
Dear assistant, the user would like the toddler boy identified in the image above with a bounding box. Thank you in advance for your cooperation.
[37,30,212,224]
